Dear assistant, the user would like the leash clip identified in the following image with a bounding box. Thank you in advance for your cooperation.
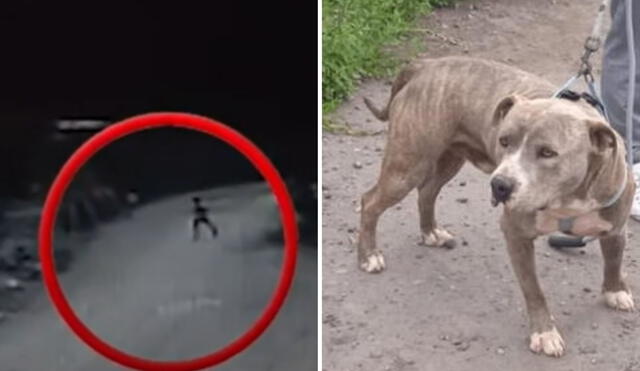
[584,35,601,53]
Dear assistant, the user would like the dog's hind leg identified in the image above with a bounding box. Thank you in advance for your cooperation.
[417,150,464,248]
[358,150,431,273]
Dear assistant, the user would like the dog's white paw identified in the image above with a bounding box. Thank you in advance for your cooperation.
[422,228,455,248]
[360,252,385,273]
[604,290,635,311]
[529,327,565,357]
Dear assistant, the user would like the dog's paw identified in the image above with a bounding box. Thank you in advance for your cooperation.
[421,228,456,248]
[360,252,386,273]
[604,290,635,311]
[529,327,565,357]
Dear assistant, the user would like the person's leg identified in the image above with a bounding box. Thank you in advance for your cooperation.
[601,0,640,220]
[192,218,201,241]
[203,219,218,238]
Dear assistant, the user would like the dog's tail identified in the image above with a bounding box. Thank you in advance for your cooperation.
[363,97,389,121]
[363,61,423,122]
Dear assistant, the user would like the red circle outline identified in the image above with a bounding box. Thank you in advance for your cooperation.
[38,112,298,371]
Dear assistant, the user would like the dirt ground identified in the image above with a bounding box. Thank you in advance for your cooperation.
[322,0,640,370]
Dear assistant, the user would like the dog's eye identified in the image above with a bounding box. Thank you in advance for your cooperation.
[499,136,509,147]
[538,147,558,158]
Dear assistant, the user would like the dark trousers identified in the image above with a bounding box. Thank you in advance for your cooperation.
[192,217,218,241]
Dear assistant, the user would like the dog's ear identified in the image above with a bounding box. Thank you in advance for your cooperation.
[492,95,519,126]
[588,120,617,152]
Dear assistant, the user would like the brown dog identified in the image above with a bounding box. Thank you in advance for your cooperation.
[360,56,635,357]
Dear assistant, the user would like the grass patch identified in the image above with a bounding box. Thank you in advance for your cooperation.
[323,0,454,114]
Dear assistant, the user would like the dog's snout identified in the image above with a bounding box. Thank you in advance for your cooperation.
[490,175,515,203]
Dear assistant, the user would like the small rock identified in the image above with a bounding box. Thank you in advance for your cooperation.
[353,161,363,169]
[591,322,599,330]
[347,227,356,233]
[578,345,597,354]
[496,347,505,355]
[456,198,468,204]
[412,280,424,285]
[583,287,592,293]
[4,278,23,291]
[459,181,467,186]
[544,252,551,257]
[369,351,383,359]
[415,254,424,259]
[591,358,597,365]
[456,342,470,351]
[562,310,571,316]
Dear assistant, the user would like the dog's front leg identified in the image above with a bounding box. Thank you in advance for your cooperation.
[500,214,565,357]
[600,230,635,311]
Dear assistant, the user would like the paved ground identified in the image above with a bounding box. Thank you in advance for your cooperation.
[322,1,640,370]
[0,183,316,370]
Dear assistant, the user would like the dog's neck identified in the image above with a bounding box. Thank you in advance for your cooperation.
[535,161,628,237]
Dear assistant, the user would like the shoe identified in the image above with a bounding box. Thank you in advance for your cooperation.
[548,234,587,248]
[631,163,640,222]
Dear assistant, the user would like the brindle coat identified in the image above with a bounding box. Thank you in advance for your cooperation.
[360,56,635,357]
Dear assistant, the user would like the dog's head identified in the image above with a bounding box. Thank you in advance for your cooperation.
[489,95,622,213]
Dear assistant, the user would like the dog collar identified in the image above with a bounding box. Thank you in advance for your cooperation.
[601,164,629,208]
[558,165,628,235]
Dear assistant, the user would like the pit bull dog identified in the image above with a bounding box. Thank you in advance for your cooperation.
[360,56,635,357]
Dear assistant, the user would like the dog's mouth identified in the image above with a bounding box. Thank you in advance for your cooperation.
[491,198,549,214]
[491,196,499,207]
[491,196,512,208]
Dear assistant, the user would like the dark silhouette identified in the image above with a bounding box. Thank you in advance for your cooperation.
[191,197,218,241]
